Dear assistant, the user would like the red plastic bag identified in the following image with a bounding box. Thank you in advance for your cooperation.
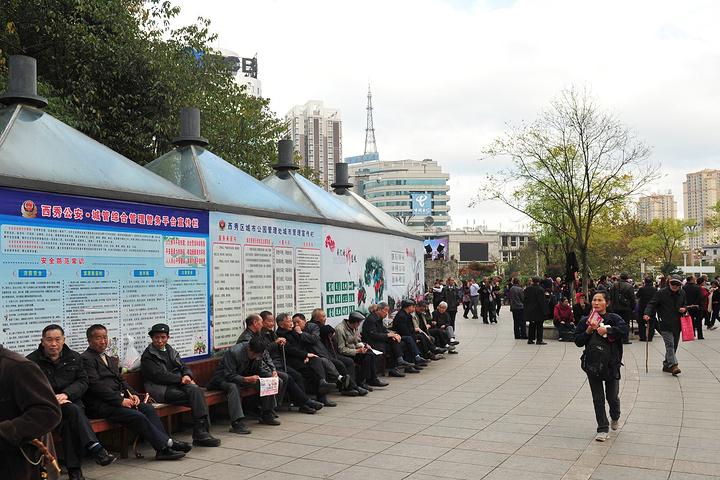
[681,314,695,342]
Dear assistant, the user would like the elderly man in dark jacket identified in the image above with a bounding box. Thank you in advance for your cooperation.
[27,324,116,479]
[524,276,549,345]
[81,324,190,460]
[644,274,687,375]
[509,277,527,339]
[0,344,62,480]
[207,335,280,433]
[391,299,431,363]
[609,272,636,344]
[361,302,416,377]
[141,323,220,447]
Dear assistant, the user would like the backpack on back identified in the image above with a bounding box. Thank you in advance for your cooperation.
[581,333,616,381]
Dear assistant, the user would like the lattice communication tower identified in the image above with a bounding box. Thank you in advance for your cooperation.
[364,84,377,155]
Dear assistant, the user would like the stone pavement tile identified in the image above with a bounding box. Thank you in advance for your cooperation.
[332,437,395,453]
[391,413,445,426]
[680,426,720,440]
[248,470,320,480]
[328,465,410,480]
[481,467,563,479]
[301,446,375,465]
[678,436,718,449]
[561,465,595,480]
[402,433,465,448]
[680,418,720,430]
[356,452,432,472]
[455,439,520,454]
[265,419,318,432]
[507,413,558,426]
[351,428,411,442]
[242,425,303,441]
[382,442,450,459]
[669,472,720,479]
[515,444,582,461]
[360,403,412,415]
[437,447,510,467]
[373,420,428,434]
[674,447,720,463]
[85,464,181,480]
[261,441,322,457]
[321,416,382,430]
[226,451,294,469]
[411,459,494,479]
[454,409,505,421]
[590,464,673,480]
[306,423,364,437]
[526,434,589,450]
[611,431,677,446]
[183,464,266,480]
[614,422,680,437]
[540,425,596,439]
[272,457,347,477]
[283,432,347,447]
[195,434,273,451]
[469,429,534,444]
[609,440,676,459]
[601,452,673,470]
[420,424,478,439]
[573,452,605,468]
[482,420,544,435]
[499,453,574,474]
[671,459,720,476]
[440,416,493,430]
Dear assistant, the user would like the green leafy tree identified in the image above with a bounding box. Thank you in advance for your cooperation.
[629,218,693,275]
[475,86,660,294]
[0,0,290,178]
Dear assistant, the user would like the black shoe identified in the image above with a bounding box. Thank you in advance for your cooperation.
[92,447,116,466]
[171,440,192,453]
[415,358,429,366]
[397,359,415,368]
[341,387,359,396]
[435,347,447,354]
[536,341,547,345]
[355,386,369,396]
[358,381,374,392]
[472,317,479,319]
[340,375,352,389]
[367,377,388,387]
[448,349,459,354]
[388,368,405,377]
[317,379,334,395]
[306,399,324,410]
[622,340,632,344]
[527,340,535,344]
[298,404,317,414]
[230,420,251,434]
[405,367,421,373]
[449,340,460,346]
[259,412,281,425]
[317,395,337,407]
[155,447,185,461]
[192,429,221,447]
[662,364,671,372]
[68,469,86,480]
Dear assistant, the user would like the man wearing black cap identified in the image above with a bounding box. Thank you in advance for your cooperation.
[140,323,221,447]
[392,299,435,363]
[524,276,549,345]
[644,274,688,376]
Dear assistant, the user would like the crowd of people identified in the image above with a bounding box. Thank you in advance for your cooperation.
[1,303,461,479]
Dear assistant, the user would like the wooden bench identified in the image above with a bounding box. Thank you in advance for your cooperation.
[56,356,257,459]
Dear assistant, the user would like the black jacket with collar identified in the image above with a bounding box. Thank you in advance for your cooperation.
[140,343,192,403]
[207,342,273,389]
[81,348,137,419]
[644,286,687,333]
[26,343,88,407]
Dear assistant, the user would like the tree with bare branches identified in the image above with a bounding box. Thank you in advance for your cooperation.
[474,86,661,294]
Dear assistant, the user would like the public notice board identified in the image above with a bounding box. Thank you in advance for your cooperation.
[0,187,210,359]
[209,212,321,349]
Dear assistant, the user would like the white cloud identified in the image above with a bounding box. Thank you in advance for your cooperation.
[171,0,720,230]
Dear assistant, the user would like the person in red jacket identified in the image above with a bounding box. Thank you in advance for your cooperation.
[554,297,575,340]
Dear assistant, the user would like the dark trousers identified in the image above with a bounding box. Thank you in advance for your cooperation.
[511,308,526,338]
[59,403,100,469]
[276,369,310,406]
[103,402,169,451]
[213,379,278,422]
[710,304,720,327]
[447,309,458,329]
[637,316,656,341]
[427,327,450,346]
[413,333,434,357]
[164,384,210,428]
[345,351,377,381]
[527,320,544,342]
[380,339,404,368]
[587,374,620,433]
[400,335,421,359]
[481,299,491,323]
[470,296,479,318]
[690,309,704,339]
[615,309,632,342]
[462,302,471,318]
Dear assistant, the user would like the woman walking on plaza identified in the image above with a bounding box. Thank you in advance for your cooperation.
[573,291,628,442]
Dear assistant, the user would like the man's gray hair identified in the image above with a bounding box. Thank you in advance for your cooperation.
[377,302,389,310]
[438,301,448,308]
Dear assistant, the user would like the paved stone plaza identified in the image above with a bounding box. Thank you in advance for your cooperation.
[78,311,720,479]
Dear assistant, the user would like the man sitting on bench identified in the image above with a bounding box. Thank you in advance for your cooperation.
[140,323,221,447]
[81,324,191,461]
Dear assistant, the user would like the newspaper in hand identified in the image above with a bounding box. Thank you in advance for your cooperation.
[259,377,279,397]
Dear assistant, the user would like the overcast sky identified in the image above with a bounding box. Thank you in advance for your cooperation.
[171,0,720,232]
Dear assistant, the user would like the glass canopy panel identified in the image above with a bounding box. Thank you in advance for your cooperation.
[291,173,380,226]
[144,149,205,199]
[0,106,201,201]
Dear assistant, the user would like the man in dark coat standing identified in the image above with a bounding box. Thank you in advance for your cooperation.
[609,272,636,344]
[81,324,190,460]
[644,274,687,376]
[524,276,549,345]
[141,323,220,447]
[441,277,462,328]
[27,324,116,479]
[0,344,61,480]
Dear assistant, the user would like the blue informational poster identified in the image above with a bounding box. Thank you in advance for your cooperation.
[209,212,322,349]
[0,187,209,360]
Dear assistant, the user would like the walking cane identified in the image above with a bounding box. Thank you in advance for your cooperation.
[281,344,290,411]
[645,322,649,373]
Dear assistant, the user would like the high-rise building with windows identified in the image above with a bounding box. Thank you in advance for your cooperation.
[683,169,720,249]
[285,100,342,190]
[347,158,450,233]
[637,193,677,223]
[218,48,262,97]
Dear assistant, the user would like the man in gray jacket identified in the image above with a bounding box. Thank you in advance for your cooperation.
[509,277,527,339]
[141,323,220,447]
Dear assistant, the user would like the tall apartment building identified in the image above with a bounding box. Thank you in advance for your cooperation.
[683,169,720,249]
[285,101,341,190]
[637,193,677,223]
[347,158,450,233]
